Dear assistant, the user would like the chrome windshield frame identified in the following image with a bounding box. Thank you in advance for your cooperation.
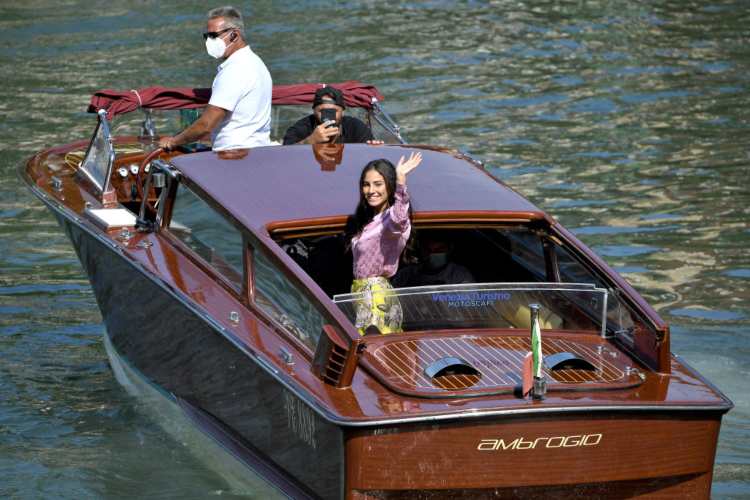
[370,99,406,144]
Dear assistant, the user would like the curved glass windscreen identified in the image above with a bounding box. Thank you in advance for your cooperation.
[79,112,115,193]
[168,183,244,289]
[333,283,608,334]
[253,248,325,350]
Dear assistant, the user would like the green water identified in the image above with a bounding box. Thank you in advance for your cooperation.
[1,1,748,497]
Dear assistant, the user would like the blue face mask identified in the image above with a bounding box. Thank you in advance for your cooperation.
[425,252,449,270]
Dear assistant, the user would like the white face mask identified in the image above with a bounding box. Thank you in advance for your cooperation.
[205,37,227,59]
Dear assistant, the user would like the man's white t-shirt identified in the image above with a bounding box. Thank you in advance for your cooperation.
[209,46,272,150]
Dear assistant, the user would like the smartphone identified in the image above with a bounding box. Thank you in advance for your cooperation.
[319,108,337,127]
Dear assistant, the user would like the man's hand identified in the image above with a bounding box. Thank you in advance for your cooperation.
[159,136,178,151]
[366,139,385,145]
[305,121,340,144]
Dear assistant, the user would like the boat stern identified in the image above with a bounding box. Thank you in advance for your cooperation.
[344,410,724,498]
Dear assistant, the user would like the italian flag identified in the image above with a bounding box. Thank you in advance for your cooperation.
[532,313,543,379]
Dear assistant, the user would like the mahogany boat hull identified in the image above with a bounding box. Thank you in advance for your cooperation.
[51,201,725,499]
[56,211,340,499]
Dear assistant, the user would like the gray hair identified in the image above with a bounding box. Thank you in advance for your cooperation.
[207,6,246,38]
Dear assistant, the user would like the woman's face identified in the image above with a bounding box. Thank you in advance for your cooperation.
[361,169,388,213]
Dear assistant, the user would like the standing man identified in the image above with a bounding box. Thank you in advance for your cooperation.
[160,6,272,151]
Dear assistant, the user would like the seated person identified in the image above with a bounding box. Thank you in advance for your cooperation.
[283,87,377,145]
[392,232,474,287]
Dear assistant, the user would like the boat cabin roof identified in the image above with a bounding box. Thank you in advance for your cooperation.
[169,144,543,231]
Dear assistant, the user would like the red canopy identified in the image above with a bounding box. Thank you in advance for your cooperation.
[270,81,383,108]
[87,81,384,120]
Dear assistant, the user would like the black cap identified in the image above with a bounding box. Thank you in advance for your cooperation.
[313,87,346,109]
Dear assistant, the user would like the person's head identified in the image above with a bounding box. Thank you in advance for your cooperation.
[419,232,453,270]
[347,158,413,245]
[359,159,397,215]
[312,87,346,126]
[204,6,246,59]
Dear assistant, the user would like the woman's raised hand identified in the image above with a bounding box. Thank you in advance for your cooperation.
[396,151,423,184]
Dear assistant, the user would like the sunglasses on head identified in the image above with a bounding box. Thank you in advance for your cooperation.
[202,28,233,40]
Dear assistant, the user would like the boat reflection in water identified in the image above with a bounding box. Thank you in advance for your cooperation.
[20,83,732,499]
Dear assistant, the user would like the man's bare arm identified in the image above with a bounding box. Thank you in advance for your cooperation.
[159,105,227,150]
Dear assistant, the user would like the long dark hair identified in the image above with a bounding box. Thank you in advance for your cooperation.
[345,159,413,246]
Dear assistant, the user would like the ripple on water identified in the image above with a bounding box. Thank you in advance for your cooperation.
[670,308,746,322]
[0,283,90,296]
[724,269,750,279]
[550,198,616,209]
[639,212,684,221]
[592,245,660,257]
[572,224,682,235]
[568,97,619,114]
[612,265,649,274]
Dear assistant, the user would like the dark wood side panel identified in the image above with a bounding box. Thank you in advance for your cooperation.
[347,473,714,499]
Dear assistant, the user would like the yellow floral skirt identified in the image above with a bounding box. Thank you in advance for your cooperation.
[351,277,403,335]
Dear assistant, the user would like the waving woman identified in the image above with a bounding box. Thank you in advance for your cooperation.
[347,152,422,334]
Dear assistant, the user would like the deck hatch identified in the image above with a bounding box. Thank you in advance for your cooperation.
[366,335,640,397]
[424,357,482,389]
[545,352,597,372]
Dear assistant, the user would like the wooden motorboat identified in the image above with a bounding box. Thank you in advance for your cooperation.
[20,83,732,499]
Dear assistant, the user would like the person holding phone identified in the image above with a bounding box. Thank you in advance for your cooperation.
[282,87,381,145]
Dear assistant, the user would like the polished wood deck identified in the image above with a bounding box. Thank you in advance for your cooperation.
[368,334,639,395]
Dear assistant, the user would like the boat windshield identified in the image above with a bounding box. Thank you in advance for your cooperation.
[333,282,608,334]
[79,110,115,194]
